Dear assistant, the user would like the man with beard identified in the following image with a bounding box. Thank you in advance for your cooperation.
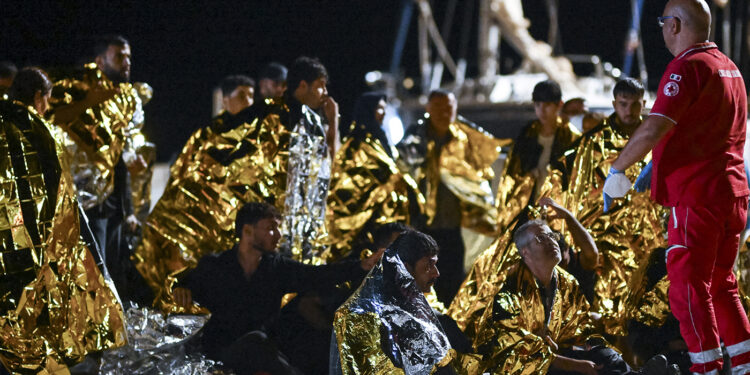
[257,62,287,102]
[173,203,382,375]
[49,34,146,302]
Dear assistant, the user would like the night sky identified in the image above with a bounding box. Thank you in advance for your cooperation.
[1,0,689,161]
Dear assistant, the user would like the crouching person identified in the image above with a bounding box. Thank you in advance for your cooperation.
[332,230,477,374]
[173,202,382,375]
[474,219,676,375]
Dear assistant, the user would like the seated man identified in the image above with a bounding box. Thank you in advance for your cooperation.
[173,202,382,375]
[333,230,475,374]
[275,222,411,374]
[475,219,675,375]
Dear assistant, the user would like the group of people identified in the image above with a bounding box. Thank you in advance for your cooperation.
[1,0,750,374]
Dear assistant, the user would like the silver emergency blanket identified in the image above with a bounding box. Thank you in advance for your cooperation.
[333,248,452,374]
[281,106,330,263]
[100,305,230,375]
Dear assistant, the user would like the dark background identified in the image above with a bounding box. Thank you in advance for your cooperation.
[0,0,737,161]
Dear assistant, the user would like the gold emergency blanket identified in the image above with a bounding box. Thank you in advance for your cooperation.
[49,63,140,210]
[551,115,668,334]
[398,116,508,235]
[133,106,289,313]
[473,263,594,374]
[333,248,480,374]
[324,130,424,261]
[447,230,517,340]
[0,101,126,373]
[127,82,155,220]
[495,118,580,234]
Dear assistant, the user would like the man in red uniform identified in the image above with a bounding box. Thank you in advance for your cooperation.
[603,0,750,373]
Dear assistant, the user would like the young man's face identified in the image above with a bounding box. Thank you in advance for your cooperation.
[297,77,328,109]
[247,217,281,253]
[612,94,644,127]
[34,90,51,116]
[223,85,254,115]
[98,43,131,83]
[259,78,286,99]
[426,93,457,133]
[406,255,440,293]
[534,101,562,126]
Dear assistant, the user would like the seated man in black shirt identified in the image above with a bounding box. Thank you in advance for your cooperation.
[173,202,382,374]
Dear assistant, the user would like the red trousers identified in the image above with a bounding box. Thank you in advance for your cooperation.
[666,196,750,374]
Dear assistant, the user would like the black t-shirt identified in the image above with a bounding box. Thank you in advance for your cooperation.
[180,248,365,357]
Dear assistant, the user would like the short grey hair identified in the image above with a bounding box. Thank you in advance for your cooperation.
[513,219,547,251]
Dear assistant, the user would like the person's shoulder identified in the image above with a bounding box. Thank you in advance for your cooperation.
[556,266,586,297]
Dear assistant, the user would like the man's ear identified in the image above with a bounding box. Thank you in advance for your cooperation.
[33,90,43,108]
[94,54,104,68]
[241,223,253,240]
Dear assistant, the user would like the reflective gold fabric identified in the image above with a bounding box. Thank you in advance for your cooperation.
[553,114,668,334]
[334,249,480,374]
[0,101,126,373]
[127,82,155,220]
[456,114,669,341]
[134,106,289,313]
[496,117,580,233]
[448,230,517,340]
[473,263,594,374]
[324,129,424,261]
[398,116,508,235]
[49,63,140,210]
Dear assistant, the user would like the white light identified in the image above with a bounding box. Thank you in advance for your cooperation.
[611,68,622,78]
[365,71,382,84]
[383,106,404,145]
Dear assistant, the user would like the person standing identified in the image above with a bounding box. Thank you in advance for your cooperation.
[604,1,750,373]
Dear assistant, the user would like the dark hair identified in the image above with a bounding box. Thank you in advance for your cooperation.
[532,79,562,103]
[259,62,288,82]
[391,230,439,268]
[93,35,129,58]
[428,88,453,101]
[372,222,410,250]
[286,56,328,94]
[7,67,52,105]
[344,91,391,150]
[220,75,256,96]
[234,202,281,238]
[0,61,17,79]
[613,78,645,99]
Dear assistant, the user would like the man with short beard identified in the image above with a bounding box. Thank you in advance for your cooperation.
[48,34,147,302]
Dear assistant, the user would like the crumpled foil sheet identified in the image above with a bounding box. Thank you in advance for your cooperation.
[49,63,140,210]
[473,263,595,374]
[280,105,330,264]
[100,305,229,375]
[448,230,517,340]
[543,114,668,334]
[333,248,480,374]
[133,104,289,314]
[453,114,669,341]
[127,82,155,221]
[323,128,424,261]
[0,100,126,373]
[397,115,509,235]
[495,117,580,235]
